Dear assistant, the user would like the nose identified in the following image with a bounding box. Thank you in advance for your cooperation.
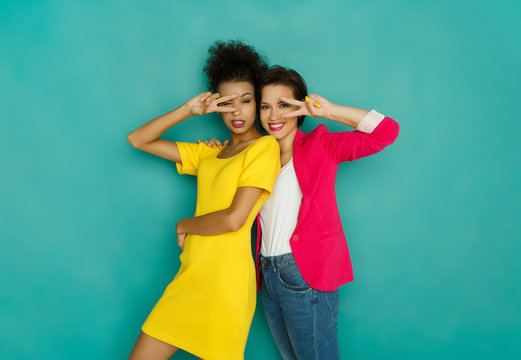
[232,101,241,116]
[270,108,279,121]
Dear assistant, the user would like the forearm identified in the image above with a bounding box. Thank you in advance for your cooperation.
[177,210,239,236]
[128,104,192,147]
[328,104,370,129]
[177,187,264,236]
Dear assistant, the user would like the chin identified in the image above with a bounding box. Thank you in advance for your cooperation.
[270,132,285,139]
[263,127,285,139]
[228,125,251,134]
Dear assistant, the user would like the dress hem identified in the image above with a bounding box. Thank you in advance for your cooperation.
[141,324,242,360]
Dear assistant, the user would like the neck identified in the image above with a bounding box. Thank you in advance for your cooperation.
[277,126,298,155]
[230,126,261,146]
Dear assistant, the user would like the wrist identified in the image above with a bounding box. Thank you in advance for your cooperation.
[327,103,364,129]
[328,102,342,122]
[178,103,193,120]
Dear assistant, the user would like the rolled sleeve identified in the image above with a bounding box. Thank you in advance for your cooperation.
[356,110,385,133]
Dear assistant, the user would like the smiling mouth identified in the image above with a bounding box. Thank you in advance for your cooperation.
[268,122,285,131]
[231,120,246,128]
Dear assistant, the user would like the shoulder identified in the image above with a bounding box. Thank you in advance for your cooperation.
[311,124,330,136]
[256,135,279,145]
[241,136,280,170]
[297,124,331,145]
[176,141,220,158]
[247,135,280,153]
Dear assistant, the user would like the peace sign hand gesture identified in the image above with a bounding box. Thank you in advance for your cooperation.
[280,93,331,119]
[184,91,239,116]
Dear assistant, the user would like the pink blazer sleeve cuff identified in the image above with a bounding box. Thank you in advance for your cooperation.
[356,110,385,133]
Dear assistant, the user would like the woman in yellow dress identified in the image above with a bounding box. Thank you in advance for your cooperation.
[126,41,280,360]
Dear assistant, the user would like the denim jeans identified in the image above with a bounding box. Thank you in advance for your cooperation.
[259,253,340,360]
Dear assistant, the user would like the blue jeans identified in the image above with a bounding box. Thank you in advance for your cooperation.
[259,253,340,360]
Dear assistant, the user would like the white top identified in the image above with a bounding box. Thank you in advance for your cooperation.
[258,110,385,257]
[259,157,302,256]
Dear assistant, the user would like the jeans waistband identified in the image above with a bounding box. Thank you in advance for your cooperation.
[259,252,296,268]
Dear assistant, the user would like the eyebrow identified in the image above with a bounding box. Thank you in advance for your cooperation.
[260,99,290,105]
[241,92,253,97]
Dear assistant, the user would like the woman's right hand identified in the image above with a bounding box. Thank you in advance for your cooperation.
[197,138,230,148]
[184,92,239,116]
[177,232,187,250]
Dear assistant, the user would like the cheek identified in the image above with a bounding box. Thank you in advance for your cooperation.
[221,112,231,122]
[259,112,269,125]
[244,104,256,118]
[284,117,299,130]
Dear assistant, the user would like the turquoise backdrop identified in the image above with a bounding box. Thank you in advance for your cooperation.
[1,0,520,359]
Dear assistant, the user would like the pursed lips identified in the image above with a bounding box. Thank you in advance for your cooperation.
[231,119,246,128]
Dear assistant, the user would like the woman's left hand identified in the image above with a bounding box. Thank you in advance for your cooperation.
[280,93,332,119]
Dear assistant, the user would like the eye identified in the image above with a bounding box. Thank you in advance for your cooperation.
[242,99,251,104]
[280,103,290,109]
[219,102,231,106]
[260,105,270,110]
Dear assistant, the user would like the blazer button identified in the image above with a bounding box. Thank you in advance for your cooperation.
[292,234,299,241]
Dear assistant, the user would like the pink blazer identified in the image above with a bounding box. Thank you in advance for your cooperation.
[256,116,400,291]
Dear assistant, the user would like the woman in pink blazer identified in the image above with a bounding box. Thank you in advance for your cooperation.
[206,66,399,359]
[256,66,399,360]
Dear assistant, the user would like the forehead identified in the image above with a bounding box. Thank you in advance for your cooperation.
[261,84,295,101]
[217,81,254,96]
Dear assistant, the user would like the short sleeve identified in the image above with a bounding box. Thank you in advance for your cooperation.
[237,136,280,194]
[175,141,217,175]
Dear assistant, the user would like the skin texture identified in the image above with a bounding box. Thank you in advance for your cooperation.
[259,85,301,166]
[127,80,266,360]
[260,84,370,166]
[204,84,371,168]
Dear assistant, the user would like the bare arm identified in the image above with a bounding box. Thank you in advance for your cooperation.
[175,186,264,248]
[280,94,398,162]
[127,104,190,162]
[280,94,369,129]
[127,92,238,162]
[327,102,369,128]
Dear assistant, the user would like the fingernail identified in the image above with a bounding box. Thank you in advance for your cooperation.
[305,96,310,103]
[316,99,321,103]
[316,104,321,108]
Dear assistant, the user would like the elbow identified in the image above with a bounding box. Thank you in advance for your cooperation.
[226,212,247,232]
[392,120,400,140]
[387,117,400,141]
[127,133,143,149]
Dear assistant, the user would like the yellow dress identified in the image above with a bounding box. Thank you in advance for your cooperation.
[142,135,280,360]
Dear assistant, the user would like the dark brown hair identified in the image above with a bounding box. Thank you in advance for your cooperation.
[256,65,308,128]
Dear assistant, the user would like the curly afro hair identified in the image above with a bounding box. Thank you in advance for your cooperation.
[204,40,269,93]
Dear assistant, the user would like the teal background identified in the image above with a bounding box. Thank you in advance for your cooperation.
[1,0,520,359]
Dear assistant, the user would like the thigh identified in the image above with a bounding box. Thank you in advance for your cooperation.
[128,331,178,360]
[273,263,315,359]
[261,270,298,360]
[313,290,340,360]
[274,263,340,360]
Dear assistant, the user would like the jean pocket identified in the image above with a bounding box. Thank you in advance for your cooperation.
[277,263,311,291]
